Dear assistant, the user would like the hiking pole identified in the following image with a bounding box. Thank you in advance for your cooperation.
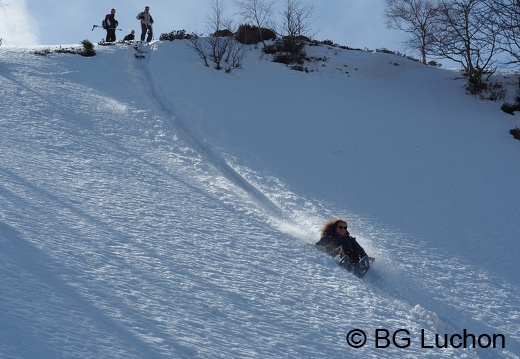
[91,25,122,31]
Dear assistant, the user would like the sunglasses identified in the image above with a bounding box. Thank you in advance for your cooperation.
[337,225,347,229]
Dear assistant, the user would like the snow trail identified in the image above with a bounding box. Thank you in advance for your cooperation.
[127,43,285,221]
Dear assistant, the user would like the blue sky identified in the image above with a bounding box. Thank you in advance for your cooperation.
[1,0,405,52]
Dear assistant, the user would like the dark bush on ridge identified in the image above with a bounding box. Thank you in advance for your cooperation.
[264,36,306,65]
[501,102,520,115]
[510,127,520,140]
[80,40,96,57]
[501,79,520,115]
[235,24,276,45]
[159,30,195,41]
[34,40,96,57]
[213,29,234,37]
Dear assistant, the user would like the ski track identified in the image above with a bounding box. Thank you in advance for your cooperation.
[0,45,518,358]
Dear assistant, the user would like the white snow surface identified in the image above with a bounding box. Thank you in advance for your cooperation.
[1,40,519,358]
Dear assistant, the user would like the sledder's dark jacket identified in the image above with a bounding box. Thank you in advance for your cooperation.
[315,233,367,263]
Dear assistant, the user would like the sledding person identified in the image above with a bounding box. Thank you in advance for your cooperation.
[123,30,136,42]
[103,8,119,42]
[315,219,367,264]
[136,6,154,43]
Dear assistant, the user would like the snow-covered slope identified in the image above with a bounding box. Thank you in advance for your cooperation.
[0,41,519,358]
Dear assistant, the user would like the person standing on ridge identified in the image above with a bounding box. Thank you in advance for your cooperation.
[103,8,119,42]
[136,6,154,43]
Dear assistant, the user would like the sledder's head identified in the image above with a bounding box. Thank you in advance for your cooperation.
[320,219,348,237]
[334,220,348,236]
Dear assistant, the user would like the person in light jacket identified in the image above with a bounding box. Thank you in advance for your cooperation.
[136,6,154,43]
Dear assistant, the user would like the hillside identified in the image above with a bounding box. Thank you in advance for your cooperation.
[0,40,519,358]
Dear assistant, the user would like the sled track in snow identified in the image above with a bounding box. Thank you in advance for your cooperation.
[127,44,284,221]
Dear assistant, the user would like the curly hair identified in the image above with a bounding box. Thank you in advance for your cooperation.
[320,218,348,237]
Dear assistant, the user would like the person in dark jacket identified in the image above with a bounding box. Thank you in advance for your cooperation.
[123,30,136,42]
[104,8,119,42]
[315,218,367,263]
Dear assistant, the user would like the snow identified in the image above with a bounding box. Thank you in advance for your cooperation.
[1,40,519,358]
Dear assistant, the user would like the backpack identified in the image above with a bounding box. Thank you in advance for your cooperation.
[102,14,110,29]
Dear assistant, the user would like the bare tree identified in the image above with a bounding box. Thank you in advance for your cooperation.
[206,0,230,34]
[280,0,316,38]
[188,35,210,67]
[187,0,245,71]
[431,0,501,89]
[489,0,520,66]
[222,36,246,71]
[234,0,276,46]
[206,0,232,69]
[384,0,439,64]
